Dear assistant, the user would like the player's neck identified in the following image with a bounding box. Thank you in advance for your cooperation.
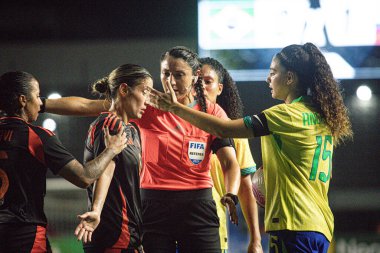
[109,103,129,124]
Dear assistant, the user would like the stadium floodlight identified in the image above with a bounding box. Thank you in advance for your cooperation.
[48,93,62,99]
[43,118,57,132]
[356,85,372,101]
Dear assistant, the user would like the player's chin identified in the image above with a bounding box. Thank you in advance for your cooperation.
[30,113,39,123]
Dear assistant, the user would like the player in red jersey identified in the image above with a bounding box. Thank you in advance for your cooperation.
[0,71,126,253]
[74,64,153,253]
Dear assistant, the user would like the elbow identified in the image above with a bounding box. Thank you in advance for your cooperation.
[74,177,93,189]
[80,181,92,189]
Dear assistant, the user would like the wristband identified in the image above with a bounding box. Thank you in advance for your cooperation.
[225,193,239,206]
[243,115,253,129]
[39,97,46,113]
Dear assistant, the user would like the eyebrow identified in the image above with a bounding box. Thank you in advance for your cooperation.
[173,69,186,74]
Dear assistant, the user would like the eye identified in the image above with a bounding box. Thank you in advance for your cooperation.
[162,71,170,78]
[142,87,150,96]
[174,73,184,79]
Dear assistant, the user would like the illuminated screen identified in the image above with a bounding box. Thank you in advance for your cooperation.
[198,0,380,81]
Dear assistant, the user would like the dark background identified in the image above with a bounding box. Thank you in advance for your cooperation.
[1,0,379,236]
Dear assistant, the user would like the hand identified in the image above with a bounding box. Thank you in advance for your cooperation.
[221,193,239,225]
[74,211,101,243]
[248,239,264,253]
[104,127,127,155]
[147,79,179,112]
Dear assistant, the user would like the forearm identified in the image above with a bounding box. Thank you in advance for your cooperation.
[83,148,117,183]
[171,103,248,138]
[92,164,115,213]
[59,150,115,189]
[223,165,240,195]
[238,175,261,242]
[45,97,109,116]
[217,147,241,195]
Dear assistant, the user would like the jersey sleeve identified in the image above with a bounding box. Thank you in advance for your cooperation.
[84,114,124,164]
[263,104,292,134]
[34,127,75,175]
[234,138,256,176]
[208,101,228,120]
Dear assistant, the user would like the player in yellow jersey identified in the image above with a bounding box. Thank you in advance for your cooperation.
[200,57,263,253]
[149,43,353,253]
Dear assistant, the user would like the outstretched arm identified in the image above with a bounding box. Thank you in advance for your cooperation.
[45,97,110,116]
[58,128,126,188]
[148,86,254,139]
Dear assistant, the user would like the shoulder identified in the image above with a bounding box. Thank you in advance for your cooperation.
[263,103,287,114]
[206,100,228,119]
[92,112,123,134]
[28,124,56,138]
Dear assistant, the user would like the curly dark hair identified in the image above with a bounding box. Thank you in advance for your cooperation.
[161,46,207,112]
[199,57,244,119]
[276,42,353,145]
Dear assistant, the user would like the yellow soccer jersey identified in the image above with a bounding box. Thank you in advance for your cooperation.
[261,96,334,241]
[210,138,256,249]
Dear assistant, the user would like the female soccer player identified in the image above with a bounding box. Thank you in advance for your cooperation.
[74,64,153,253]
[0,71,126,252]
[148,43,353,253]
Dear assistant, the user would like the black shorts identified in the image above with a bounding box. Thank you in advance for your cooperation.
[141,188,220,253]
[0,223,51,253]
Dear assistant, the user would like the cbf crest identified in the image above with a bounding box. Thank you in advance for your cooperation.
[188,141,206,165]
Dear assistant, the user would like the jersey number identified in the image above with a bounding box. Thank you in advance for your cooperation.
[0,168,9,204]
[309,135,332,183]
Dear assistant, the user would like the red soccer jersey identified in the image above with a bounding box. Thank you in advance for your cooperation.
[84,112,143,249]
[134,100,229,190]
[0,117,75,226]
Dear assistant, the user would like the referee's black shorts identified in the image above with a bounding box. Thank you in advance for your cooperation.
[0,223,52,253]
[141,188,220,253]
